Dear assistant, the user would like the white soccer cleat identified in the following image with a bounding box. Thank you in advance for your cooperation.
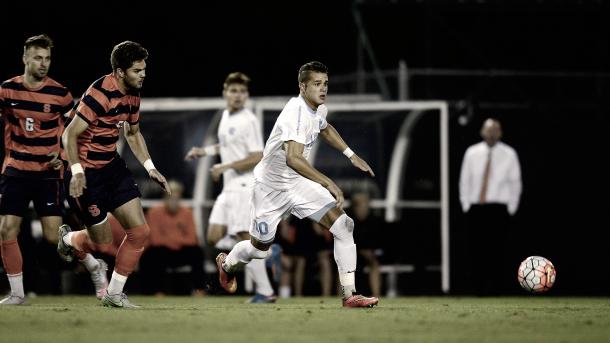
[102,292,141,309]
[91,259,109,300]
[57,224,74,262]
[0,294,26,305]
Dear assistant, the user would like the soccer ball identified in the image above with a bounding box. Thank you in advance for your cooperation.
[517,256,556,294]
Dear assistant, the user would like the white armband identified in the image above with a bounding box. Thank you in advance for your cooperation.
[342,147,355,158]
[204,146,218,156]
[70,163,84,175]
[143,159,156,172]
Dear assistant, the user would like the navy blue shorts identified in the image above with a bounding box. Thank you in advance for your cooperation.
[65,157,141,227]
[0,175,63,217]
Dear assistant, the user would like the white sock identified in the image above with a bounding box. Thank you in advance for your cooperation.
[279,285,291,298]
[106,271,128,295]
[339,272,356,298]
[224,240,251,273]
[63,232,75,247]
[246,258,274,296]
[79,254,99,272]
[7,273,24,298]
[224,240,269,273]
[329,214,358,298]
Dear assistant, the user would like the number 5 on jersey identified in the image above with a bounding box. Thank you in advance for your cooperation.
[25,117,35,131]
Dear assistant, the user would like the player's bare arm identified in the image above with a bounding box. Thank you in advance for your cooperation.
[284,140,344,208]
[62,115,90,197]
[184,144,220,161]
[124,122,170,194]
[210,151,263,182]
[319,124,375,177]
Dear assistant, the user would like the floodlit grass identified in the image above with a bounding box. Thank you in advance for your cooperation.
[0,296,609,343]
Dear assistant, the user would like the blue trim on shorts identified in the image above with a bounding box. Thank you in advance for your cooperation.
[309,201,336,222]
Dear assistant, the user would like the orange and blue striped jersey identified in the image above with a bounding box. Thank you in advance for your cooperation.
[0,75,73,179]
[68,74,140,169]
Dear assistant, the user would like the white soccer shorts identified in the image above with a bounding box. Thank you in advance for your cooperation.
[209,189,253,236]
[249,178,336,244]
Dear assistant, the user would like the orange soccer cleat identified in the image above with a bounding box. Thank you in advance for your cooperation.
[216,253,237,293]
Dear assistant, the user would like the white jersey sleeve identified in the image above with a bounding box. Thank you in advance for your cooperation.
[245,114,264,152]
[278,101,308,144]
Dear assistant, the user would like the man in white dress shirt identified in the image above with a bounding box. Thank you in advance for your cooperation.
[215,61,379,307]
[185,72,276,303]
[459,118,522,295]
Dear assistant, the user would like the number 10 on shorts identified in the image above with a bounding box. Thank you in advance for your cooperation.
[255,221,269,235]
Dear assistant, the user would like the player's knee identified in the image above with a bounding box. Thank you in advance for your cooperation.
[126,224,150,246]
[0,220,21,240]
[329,214,354,241]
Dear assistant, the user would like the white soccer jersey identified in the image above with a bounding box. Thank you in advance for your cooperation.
[254,95,328,190]
[217,108,264,191]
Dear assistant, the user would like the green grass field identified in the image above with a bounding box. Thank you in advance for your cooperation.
[1,296,609,343]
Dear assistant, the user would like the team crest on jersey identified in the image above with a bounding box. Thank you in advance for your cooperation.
[88,205,101,217]
[229,127,236,135]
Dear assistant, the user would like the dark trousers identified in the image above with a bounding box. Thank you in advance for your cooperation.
[466,204,512,295]
[139,246,205,294]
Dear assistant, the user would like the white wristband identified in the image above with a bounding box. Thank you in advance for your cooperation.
[342,147,355,158]
[203,146,218,156]
[70,163,84,175]
[143,159,156,172]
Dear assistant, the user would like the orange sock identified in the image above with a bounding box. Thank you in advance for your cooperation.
[114,224,150,276]
[1,239,23,275]
[72,230,112,255]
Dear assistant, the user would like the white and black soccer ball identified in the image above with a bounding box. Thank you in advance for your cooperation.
[517,256,556,294]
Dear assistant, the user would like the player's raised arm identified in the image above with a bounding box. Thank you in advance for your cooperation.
[185,144,220,161]
[210,151,262,182]
[284,140,344,208]
[62,115,90,197]
[123,122,170,194]
[319,123,375,177]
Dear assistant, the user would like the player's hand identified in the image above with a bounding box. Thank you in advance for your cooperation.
[47,151,63,170]
[149,169,171,195]
[184,147,205,161]
[350,154,375,177]
[210,163,227,182]
[326,181,344,209]
[69,172,86,198]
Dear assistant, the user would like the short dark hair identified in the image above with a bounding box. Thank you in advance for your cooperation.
[298,61,328,83]
[24,34,54,51]
[224,72,250,89]
[110,41,148,72]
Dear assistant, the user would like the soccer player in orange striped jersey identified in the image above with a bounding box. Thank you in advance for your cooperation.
[0,34,99,305]
[0,35,108,305]
[59,41,169,308]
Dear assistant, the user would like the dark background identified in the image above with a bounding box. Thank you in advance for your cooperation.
[2,0,609,295]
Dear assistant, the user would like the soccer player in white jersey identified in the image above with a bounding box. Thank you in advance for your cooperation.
[215,61,379,307]
[185,72,276,303]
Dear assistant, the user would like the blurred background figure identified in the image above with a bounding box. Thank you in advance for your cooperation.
[311,222,336,297]
[185,72,276,303]
[459,118,522,295]
[348,192,382,298]
[139,180,206,296]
